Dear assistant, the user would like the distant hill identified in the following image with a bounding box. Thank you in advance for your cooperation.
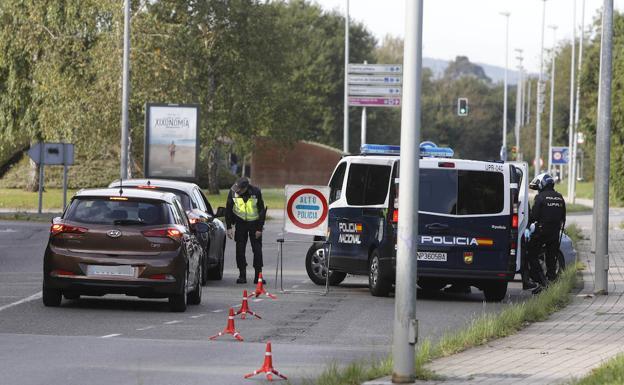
[423,57,524,84]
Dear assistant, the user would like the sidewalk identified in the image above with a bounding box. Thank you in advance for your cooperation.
[366,228,624,384]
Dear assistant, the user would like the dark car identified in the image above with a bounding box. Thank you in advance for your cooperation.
[42,188,206,312]
[108,179,227,285]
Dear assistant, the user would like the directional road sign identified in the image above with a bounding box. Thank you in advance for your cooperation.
[348,97,402,107]
[284,185,330,236]
[348,86,402,96]
[348,64,403,74]
[348,75,403,85]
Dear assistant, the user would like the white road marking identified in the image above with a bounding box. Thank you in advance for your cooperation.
[253,298,264,303]
[164,320,181,325]
[190,314,206,319]
[0,229,17,233]
[301,279,308,284]
[212,309,224,313]
[292,285,300,289]
[100,334,121,338]
[136,326,155,331]
[0,291,41,312]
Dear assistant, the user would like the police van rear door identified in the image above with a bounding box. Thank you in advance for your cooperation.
[417,160,512,274]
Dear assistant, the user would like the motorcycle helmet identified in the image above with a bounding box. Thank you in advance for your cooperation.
[529,173,555,191]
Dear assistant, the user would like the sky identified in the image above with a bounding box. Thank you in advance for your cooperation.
[313,0,623,73]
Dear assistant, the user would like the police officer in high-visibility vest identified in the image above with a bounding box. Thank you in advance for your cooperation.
[225,177,267,284]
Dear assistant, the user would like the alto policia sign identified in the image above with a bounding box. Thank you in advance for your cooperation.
[348,64,403,108]
[284,185,330,236]
[144,103,200,180]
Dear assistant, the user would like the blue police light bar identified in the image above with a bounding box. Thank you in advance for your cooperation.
[361,144,401,155]
[419,142,454,158]
[360,142,454,158]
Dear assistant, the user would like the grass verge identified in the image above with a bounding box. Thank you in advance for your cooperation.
[305,266,579,385]
[0,212,61,222]
[565,223,583,248]
[571,354,624,385]
[567,203,592,213]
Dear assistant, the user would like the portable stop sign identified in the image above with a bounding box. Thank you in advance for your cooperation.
[283,185,330,236]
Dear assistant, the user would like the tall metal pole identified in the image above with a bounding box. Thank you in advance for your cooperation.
[527,78,532,125]
[521,67,527,126]
[567,0,577,200]
[594,0,613,295]
[501,12,510,161]
[361,60,368,146]
[514,50,523,156]
[392,0,422,382]
[343,0,350,153]
[571,0,586,203]
[547,26,558,173]
[120,0,131,180]
[535,0,547,178]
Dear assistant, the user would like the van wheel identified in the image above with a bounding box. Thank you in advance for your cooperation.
[42,285,62,307]
[483,281,508,302]
[369,249,392,297]
[305,243,346,286]
[169,272,188,312]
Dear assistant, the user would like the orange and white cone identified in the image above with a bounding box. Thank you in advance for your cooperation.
[244,341,287,381]
[249,273,276,299]
[235,290,261,319]
[209,308,244,341]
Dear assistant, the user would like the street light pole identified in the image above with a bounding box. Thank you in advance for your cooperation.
[514,49,524,156]
[567,0,577,200]
[594,0,613,295]
[392,0,423,382]
[535,0,547,178]
[547,25,558,173]
[343,0,350,154]
[500,12,510,161]
[571,0,586,203]
[120,0,131,179]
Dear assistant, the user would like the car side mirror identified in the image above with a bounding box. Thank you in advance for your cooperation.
[193,222,210,234]
[216,207,226,218]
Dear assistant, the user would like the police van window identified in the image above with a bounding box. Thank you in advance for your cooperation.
[419,169,457,214]
[329,162,347,204]
[346,164,392,206]
[457,171,504,214]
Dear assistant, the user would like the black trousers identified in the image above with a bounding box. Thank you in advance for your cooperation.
[528,231,560,280]
[234,221,263,272]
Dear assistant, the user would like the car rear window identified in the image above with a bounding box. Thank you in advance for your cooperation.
[65,198,169,225]
[420,169,504,215]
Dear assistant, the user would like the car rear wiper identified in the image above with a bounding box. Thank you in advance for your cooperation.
[113,219,146,226]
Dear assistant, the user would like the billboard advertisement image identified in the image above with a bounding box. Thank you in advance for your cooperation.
[144,103,199,180]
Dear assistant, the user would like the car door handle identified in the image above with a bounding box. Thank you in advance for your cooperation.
[425,223,450,232]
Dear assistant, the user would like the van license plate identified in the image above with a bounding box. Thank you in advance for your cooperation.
[417,252,447,262]
[87,265,135,277]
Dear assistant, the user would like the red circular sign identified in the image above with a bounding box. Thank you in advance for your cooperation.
[287,188,329,230]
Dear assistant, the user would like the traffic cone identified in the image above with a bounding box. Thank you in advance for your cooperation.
[244,341,287,381]
[235,290,261,320]
[249,273,276,299]
[209,308,244,341]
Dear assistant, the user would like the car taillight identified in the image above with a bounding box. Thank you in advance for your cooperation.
[510,241,517,256]
[512,214,518,229]
[50,224,88,236]
[51,269,76,277]
[137,185,157,189]
[392,209,399,223]
[438,162,455,168]
[142,228,183,241]
[148,274,174,280]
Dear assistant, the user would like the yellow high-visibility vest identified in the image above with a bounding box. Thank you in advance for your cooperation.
[232,194,259,221]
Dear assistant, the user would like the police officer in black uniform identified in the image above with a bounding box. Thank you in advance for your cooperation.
[527,173,566,286]
[225,177,267,284]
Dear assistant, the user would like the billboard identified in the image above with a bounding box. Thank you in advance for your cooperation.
[144,103,199,180]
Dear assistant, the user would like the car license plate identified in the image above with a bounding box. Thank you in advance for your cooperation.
[417,252,447,262]
[86,265,136,277]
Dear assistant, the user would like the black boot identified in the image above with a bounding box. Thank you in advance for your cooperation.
[253,269,266,285]
[236,270,247,284]
[522,273,537,290]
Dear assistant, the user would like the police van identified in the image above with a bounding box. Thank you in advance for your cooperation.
[305,143,527,301]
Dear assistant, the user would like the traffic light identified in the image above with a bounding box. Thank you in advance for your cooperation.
[457,98,468,116]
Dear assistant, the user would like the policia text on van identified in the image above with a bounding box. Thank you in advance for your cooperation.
[305,143,523,302]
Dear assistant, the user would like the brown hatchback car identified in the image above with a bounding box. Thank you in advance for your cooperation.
[42,188,207,312]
